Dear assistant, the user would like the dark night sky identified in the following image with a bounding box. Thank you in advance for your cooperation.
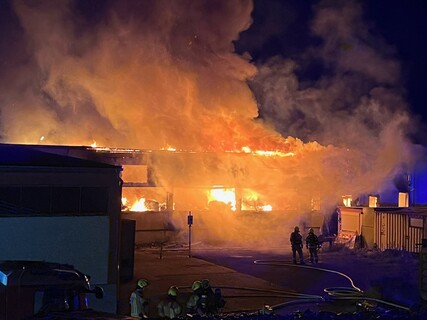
[237,0,427,145]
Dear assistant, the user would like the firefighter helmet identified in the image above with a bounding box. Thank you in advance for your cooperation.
[168,286,179,297]
[201,279,210,289]
[192,280,202,291]
[137,279,149,288]
[294,226,299,232]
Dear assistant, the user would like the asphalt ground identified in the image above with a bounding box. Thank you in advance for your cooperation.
[118,245,289,317]
[118,243,422,319]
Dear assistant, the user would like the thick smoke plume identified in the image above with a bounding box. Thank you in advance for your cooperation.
[0,0,417,246]
[5,0,273,151]
[251,1,409,147]
[248,1,415,205]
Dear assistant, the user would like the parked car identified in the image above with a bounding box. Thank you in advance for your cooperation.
[0,260,132,319]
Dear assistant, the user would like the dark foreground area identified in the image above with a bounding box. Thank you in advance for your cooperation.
[170,307,427,320]
[119,243,425,320]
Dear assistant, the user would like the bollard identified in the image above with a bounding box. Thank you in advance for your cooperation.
[188,211,193,258]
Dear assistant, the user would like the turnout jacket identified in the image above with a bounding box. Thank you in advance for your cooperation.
[290,231,303,247]
[306,233,319,249]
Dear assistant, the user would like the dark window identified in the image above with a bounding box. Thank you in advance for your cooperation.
[52,187,80,214]
[81,187,108,214]
[0,187,21,214]
[21,187,52,214]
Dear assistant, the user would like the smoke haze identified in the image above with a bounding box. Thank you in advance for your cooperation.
[0,0,418,245]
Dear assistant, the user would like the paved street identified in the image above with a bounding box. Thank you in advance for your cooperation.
[195,245,421,310]
[118,243,420,318]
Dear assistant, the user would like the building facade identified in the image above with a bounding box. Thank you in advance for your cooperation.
[0,144,122,313]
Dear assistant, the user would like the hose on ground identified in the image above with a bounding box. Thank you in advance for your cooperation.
[252,259,411,312]
[254,259,363,293]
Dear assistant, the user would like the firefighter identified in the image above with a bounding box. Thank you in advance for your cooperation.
[157,286,182,319]
[186,278,224,316]
[186,280,202,314]
[198,279,220,315]
[290,226,305,264]
[306,228,320,263]
[130,279,149,318]
[214,287,226,312]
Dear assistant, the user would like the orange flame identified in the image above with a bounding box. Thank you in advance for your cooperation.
[342,195,352,207]
[207,188,236,211]
[241,146,295,157]
[207,187,273,212]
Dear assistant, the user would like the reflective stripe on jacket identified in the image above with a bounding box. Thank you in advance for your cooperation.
[158,298,182,319]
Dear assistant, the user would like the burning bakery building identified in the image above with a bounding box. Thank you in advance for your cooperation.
[25,140,333,248]
[20,133,422,251]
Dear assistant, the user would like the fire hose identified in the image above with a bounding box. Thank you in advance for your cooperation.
[139,244,412,316]
[179,260,411,314]
[252,259,411,312]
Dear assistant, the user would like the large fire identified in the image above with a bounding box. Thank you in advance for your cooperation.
[119,145,286,213]
[122,197,164,212]
[2,1,415,246]
[122,186,273,213]
[207,188,237,211]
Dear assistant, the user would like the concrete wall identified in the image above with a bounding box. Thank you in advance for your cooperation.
[0,216,109,282]
[0,165,122,313]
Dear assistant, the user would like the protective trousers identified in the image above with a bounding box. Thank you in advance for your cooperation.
[308,247,318,263]
[292,244,304,264]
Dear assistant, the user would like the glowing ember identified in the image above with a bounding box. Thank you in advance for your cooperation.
[240,146,295,157]
[161,146,177,152]
[254,150,295,157]
[91,141,97,148]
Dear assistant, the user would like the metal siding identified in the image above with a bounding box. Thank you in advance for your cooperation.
[374,211,424,253]
[408,224,423,253]
[339,208,362,233]
[381,213,384,250]
[375,212,381,250]
[374,213,378,249]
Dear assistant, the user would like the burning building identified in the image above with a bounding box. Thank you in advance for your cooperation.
[0,1,420,247]
[27,142,329,246]
[23,139,415,249]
